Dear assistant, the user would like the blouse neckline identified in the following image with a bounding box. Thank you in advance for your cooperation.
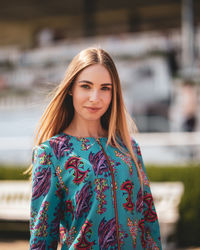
[60,132,108,140]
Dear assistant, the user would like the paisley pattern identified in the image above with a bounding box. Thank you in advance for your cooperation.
[98,217,117,249]
[34,201,49,237]
[30,132,162,249]
[49,134,73,159]
[65,156,89,184]
[136,188,143,212]
[121,180,134,212]
[74,219,95,249]
[138,218,146,249]
[30,239,46,250]
[94,178,109,214]
[75,182,93,219]
[32,166,51,200]
[143,192,158,222]
[89,150,109,177]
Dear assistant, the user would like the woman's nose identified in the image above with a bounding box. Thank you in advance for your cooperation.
[89,90,99,102]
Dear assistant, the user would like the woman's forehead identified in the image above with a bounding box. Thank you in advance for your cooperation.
[77,64,111,80]
[76,64,112,85]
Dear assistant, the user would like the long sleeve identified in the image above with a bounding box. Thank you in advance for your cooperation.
[134,139,162,249]
[29,143,64,250]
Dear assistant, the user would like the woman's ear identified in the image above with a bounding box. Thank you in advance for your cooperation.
[68,90,72,96]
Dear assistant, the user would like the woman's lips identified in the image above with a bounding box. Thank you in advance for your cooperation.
[85,107,101,112]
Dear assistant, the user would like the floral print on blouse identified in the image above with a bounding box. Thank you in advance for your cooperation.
[29,132,162,249]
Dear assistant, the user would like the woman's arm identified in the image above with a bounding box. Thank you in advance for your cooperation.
[29,144,64,249]
[133,139,162,249]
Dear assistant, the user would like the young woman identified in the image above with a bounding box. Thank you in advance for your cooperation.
[29,47,162,249]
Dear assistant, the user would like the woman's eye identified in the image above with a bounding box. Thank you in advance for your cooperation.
[102,87,111,91]
[81,85,90,89]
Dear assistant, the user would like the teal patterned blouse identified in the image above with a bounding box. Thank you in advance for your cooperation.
[29,132,162,249]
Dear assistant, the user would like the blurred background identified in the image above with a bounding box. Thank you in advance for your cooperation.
[0,0,200,249]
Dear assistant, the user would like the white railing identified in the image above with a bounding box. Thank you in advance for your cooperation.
[151,182,184,249]
[0,181,31,221]
[0,132,200,150]
[134,131,200,146]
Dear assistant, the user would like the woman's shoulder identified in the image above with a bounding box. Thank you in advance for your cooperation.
[32,133,68,158]
[34,132,68,148]
[114,134,140,156]
[32,133,71,169]
[131,136,140,147]
[36,132,83,163]
[130,135,142,156]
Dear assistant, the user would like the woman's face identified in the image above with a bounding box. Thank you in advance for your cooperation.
[71,64,112,123]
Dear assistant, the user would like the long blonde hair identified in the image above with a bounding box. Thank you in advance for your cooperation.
[28,47,142,185]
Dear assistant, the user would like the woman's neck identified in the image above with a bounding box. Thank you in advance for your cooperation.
[63,117,107,138]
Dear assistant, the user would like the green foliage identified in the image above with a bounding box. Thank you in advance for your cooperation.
[0,165,28,180]
[146,164,200,247]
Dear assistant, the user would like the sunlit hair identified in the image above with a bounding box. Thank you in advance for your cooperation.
[27,47,142,186]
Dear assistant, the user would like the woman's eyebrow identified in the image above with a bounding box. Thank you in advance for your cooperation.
[78,80,93,84]
[101,83,112,86]
[78,80,112,85]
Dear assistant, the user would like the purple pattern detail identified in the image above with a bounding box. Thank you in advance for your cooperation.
[32,166,51,200]
[98,217,117,250]
[31,239,46,250]
[75,182,93,219]
[49,135,73,160]
[89,151,109,176]
[136,188,143,212]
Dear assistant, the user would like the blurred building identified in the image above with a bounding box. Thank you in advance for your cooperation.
[0,0,199,48]
[0,0,200,133]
